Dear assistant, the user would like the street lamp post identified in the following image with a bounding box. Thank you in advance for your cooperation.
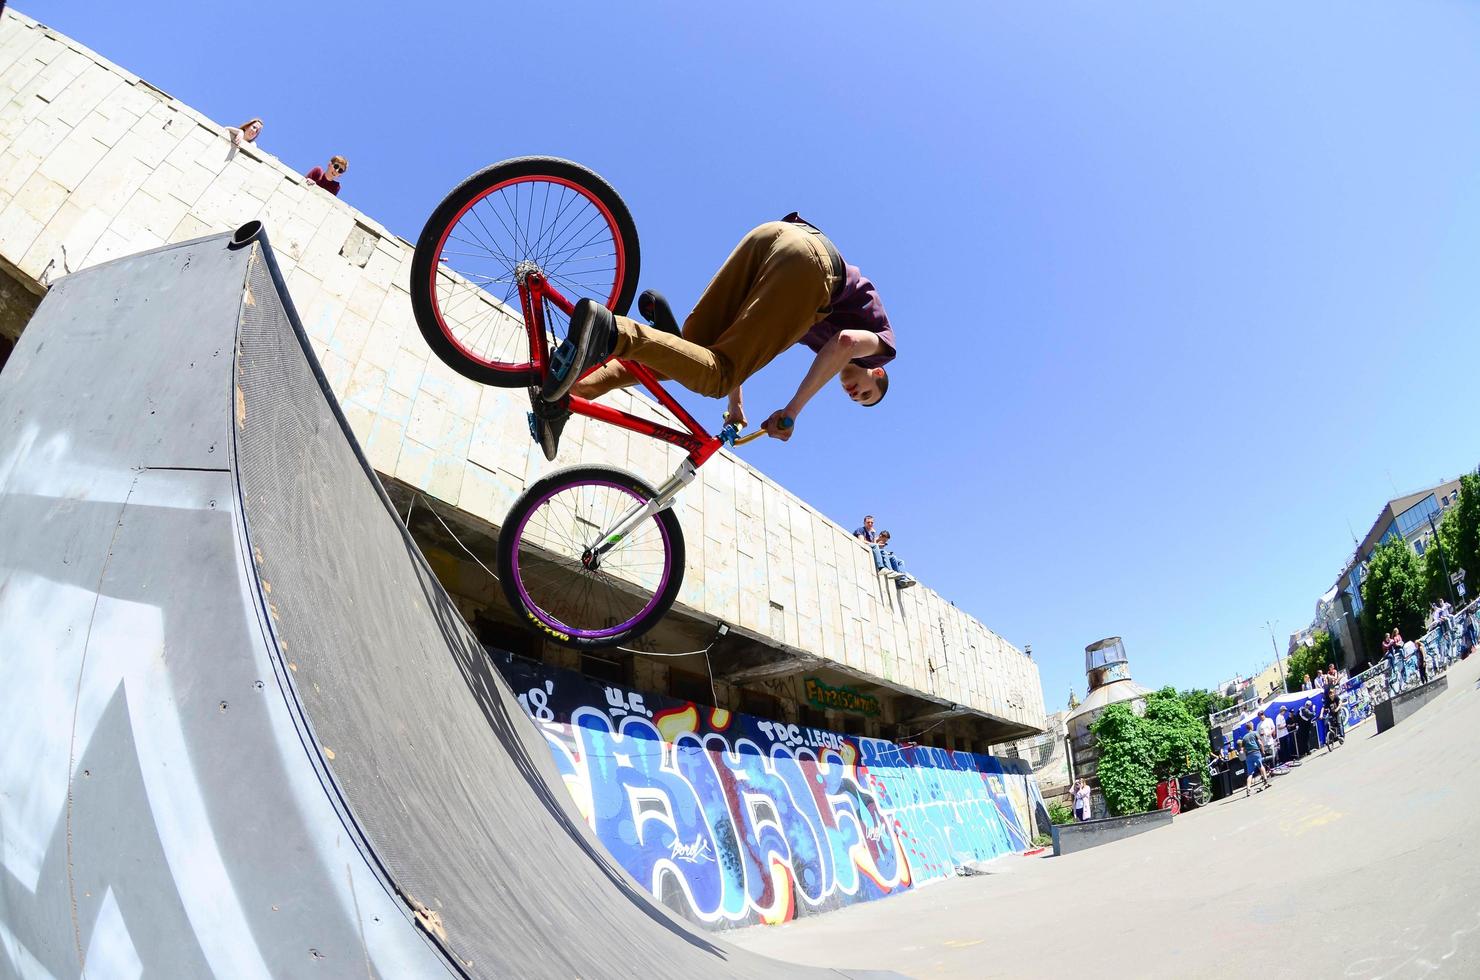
[1265,621,1287,693]
[1426,512,1458,606]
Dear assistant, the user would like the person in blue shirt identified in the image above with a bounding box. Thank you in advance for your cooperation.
[1241,726,1270,798]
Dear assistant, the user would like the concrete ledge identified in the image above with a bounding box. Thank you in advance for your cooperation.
[1375,674,1449,733]
[1051,808,1173,856]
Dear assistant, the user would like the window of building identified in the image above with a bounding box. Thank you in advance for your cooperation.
[1394,494,1440,538]
[580,653,628,687]
[668,667,712,706]
[799,705,827,730]
[740,688,782,721]
[840,714,865,736]
[472,614,539,658]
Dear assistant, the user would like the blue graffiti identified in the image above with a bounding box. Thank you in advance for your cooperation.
[499,654,1042,929]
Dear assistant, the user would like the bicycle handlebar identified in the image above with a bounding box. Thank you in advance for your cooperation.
[720,413,793,447]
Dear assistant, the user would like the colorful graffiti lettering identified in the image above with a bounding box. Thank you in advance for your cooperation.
[495,654,1045,930]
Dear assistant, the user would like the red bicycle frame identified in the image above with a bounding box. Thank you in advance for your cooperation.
[519,272,725,467]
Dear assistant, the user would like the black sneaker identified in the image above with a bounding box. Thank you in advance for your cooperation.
[527,392,571,462]
[542,298,614,402]
[896,576,917,590]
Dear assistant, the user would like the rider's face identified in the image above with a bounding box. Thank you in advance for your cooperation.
[839,364,882,406]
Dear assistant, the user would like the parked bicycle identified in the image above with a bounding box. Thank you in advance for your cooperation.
[410,157,778,649]
[1159,774,1210,815]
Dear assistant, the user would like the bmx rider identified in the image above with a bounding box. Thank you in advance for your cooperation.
[532,213,895,459]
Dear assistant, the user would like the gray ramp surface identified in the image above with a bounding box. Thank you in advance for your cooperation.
[0,231,894,979]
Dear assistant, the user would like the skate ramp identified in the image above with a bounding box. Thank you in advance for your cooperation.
[0,230,894,979]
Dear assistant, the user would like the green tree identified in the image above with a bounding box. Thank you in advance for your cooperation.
[1143,688,1211,780]
[1415,474,1480,609]
[1089,689,1211,816]
[1089,703,1156,816]
[1360,536,1428,641]
[1285,630,1332,691]
[1176,688,1237,730]
[1447,473,1480,592]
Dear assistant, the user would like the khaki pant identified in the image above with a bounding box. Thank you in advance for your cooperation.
[573,221,839,400]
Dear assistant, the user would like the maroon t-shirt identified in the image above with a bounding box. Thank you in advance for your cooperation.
[305,166,341,196]
[799,264,896,368]
[784,215,896,368]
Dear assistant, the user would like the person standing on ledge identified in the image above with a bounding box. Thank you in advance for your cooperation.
[304,155,348,197]
[531,213,895,460]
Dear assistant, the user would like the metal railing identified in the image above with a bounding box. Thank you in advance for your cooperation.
[1371,600,1478,701]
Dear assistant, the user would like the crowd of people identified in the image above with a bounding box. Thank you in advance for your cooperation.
[1211,663,1349,799]
[853,515,917,590]
[219,115,349,198]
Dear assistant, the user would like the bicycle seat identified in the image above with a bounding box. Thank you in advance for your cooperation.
[637,289,682,337]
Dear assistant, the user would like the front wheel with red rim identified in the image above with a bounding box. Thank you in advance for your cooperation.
[410,157,641,387]
[496,466,684,650]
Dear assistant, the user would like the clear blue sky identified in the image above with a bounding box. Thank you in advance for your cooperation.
[31,1,1480,709]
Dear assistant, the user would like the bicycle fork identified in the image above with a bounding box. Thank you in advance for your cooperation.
[584,460,697,567]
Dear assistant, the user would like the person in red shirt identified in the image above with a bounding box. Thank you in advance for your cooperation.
[304,155,347,196]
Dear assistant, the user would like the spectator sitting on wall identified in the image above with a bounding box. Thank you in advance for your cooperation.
[873,531,917,590]
[225,118,263,147]
[305,155,348,196]
[1072,778,1092,822]
[853,514,877,543]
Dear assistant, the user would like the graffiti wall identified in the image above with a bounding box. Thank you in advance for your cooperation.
[494,653,1044,930]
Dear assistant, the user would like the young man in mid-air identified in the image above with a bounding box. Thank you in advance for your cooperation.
[531,213,895,460]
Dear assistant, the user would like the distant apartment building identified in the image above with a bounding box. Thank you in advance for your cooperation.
[1318,475,1469,667]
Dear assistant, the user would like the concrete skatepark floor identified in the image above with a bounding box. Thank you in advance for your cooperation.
[730,655,1480,978]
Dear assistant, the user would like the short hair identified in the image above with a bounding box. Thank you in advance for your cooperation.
[330,155,348,171]
[864,368,889,407]
[877,530,890,540]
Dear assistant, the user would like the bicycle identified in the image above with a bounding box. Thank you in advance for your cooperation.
[410,157,783,649]
[1159,774,1210,814]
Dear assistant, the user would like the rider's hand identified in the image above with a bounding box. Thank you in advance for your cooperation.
[762,410,794,441]
[726,396,746,432]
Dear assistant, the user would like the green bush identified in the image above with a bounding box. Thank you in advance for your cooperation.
[1047,800,1075,825]
[1090,689,1210,816]
[1090,703,1157,815]
[1031,833,1053,847]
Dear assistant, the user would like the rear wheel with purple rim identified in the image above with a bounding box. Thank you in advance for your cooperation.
[496,466,684,650]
